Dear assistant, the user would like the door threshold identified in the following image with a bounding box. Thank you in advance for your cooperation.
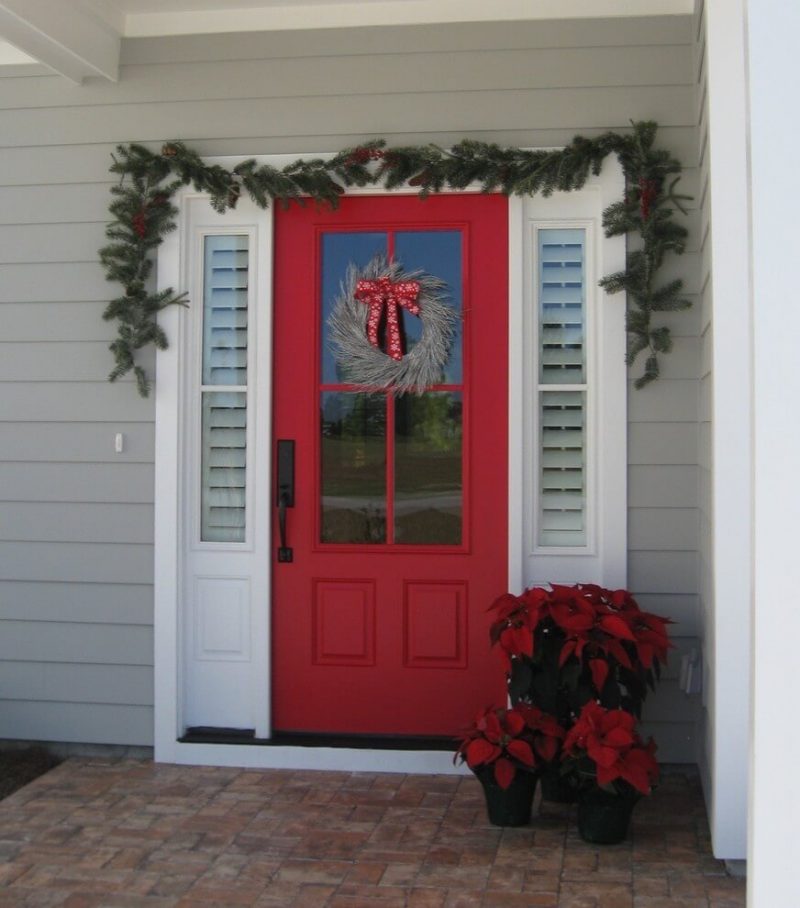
[180,727,453,751]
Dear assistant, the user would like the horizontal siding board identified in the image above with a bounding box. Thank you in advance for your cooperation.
[0,423,154,463]
[118,18,694,66]
[643,336,699,381]
[1,86,694,149]
[0,581,152,624]
[629,550,698,595]
[0,342,134,383]
[654,241,701,285]
[0,127,702,188]
[0,145,116,188]
[0,46,694,111]
[0,620,152,665]
[0,463,153,504]
[0,662,153,706]
[629,465,698,509]
[633,593,699,637]
[0,185,111,225]
[0,701,153,746]
[0,224,108,264]
[627,379,698,422]
[638,721,695,763]
[652,301,702,338]
[0,263,114,304]
[0,502,154,544]
[0,302,117,342]
[628,422,697,465]
[0,384,155,422]
[629,507,699,551]
[0,542,154,584]
[642,678,701,723]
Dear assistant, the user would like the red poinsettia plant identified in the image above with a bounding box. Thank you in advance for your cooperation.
[454,705,565,789]
[560,700,659,796]
[489,584,673,723]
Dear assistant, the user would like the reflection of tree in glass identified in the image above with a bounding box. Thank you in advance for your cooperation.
[397,393,461,453]
[340,393,386,439]
[320,392,388,543]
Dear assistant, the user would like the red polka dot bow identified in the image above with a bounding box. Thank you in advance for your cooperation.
[354,276,421,361]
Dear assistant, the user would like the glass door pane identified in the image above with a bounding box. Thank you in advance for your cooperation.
[320,392,387,543]
[394,392,462,545]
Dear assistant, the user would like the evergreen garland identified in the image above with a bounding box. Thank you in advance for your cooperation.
[100,121,690,396]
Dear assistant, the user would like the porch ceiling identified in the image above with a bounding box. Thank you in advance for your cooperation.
[0,0,693,81]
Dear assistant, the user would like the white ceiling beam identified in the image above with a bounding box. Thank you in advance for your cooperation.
[0,0,120,82]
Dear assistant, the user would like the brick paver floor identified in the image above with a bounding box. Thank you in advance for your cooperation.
[0,759,745,907]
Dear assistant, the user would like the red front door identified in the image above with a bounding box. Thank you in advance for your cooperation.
[272,193,508,737]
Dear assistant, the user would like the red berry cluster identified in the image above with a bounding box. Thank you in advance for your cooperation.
[348,146,385,165]
[638,177,659,221]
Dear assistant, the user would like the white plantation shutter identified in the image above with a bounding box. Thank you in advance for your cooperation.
[539,229,585,384]
[201,392,247,542]
[539,390,586,545]
[200,235,249,543]
[536,229,587,547]
[202,236,249,385]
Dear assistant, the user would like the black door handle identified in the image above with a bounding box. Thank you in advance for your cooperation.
[276,440,295,563]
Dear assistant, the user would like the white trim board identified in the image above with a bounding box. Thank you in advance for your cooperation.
[154,154,626,771]
[165,742,471,774]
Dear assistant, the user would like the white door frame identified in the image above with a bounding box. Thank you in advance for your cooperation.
[153,156,625,771]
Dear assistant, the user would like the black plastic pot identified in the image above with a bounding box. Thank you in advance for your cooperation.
[576,788,640,844]
[474,767,538,827]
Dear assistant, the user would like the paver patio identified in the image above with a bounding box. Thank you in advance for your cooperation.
[0,759,745,907]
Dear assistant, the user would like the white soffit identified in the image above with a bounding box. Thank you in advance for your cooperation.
[0,0,692,79]
[120,0,694,37]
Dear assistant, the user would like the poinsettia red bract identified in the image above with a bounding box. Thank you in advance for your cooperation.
[562,701,659,795]
[455,706,540,790]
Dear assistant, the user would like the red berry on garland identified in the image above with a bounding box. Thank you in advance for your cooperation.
[639,177,659,221]
[132,210,147,238]
[408,169,432,187]
[151,193,169,207]
[348,147,372,165]
[347,146,385,166]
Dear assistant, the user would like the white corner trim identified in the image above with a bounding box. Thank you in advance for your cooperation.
[153,224,184,763]
[508,197,525,595]
[702,0,751,863]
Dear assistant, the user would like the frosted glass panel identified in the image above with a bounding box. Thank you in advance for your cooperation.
[539,228,585,385]
[201,391,246,542]
[538,390,586,546]
[203,235,249,386]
